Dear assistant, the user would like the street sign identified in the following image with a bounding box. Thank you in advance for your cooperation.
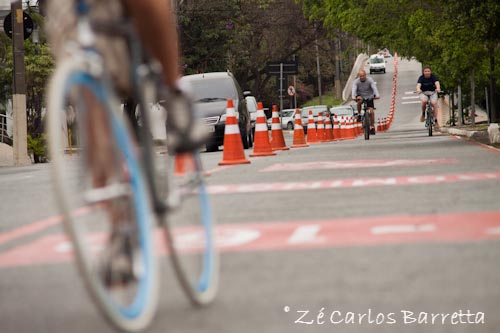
[3,12,34,40]
[276,76,287,94]
[266,61,298,75]
[288,86,295,97]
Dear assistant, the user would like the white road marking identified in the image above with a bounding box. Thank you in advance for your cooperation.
[371,224,436,235]
[288,225,323,244]
[485,227,500,235]
[402,101,422,105]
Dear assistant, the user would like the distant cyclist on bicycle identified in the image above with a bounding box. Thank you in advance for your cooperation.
[352,70,380,135]
[416,66,441,126]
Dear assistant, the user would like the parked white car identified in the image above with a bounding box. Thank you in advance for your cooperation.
[267,108,297,130]
[244,92,258,139]
[330,105,357,118]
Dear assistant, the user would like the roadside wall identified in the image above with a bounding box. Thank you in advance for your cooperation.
[342,53,369,102]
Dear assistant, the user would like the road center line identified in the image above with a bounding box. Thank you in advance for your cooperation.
[1,211,500,268]
[207,172,500,195]
[260,159,457,172]
[371,224,435,235]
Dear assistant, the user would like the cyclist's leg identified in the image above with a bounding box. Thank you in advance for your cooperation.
[84,93,140,285]
[86,94,114,189]
[356,96,363,114]
[369,108,375,128]
[121,0,179,88]
[419,94,427,122]
[121,0,208,153]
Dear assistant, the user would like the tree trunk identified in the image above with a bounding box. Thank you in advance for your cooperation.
[489,47,498,123]
[470,68,475,126]
[458,84,463,126]
[334,38,342,99]
[450,90,456,126]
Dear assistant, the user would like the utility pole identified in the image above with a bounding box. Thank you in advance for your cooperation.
[314,22,322,104]
[458,84,463,126]
[334,38,342,100]
[315,38,322,104]
[11,0,29,166]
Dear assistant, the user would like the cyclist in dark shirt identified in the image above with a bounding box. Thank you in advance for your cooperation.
[416,66,441,124]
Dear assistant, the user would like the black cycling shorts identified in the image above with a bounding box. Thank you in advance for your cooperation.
[357,96,375,108]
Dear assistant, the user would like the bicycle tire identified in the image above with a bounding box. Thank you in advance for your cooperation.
[47,57,159,332]
[363,113,370,140]
[427,108,433,136]
[162,151,219,305]
[134,71,219,305]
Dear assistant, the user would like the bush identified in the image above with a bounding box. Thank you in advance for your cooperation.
[27,134,48,163]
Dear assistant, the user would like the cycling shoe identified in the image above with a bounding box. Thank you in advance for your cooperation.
[163,87,209,153]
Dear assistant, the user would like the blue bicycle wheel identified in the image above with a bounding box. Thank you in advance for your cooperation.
[162,152,219,305]
[47,58,159,332]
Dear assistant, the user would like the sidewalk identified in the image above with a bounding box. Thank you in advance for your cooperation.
[437,97,500,149]
[439,124,500,149]
[0,143,14,167]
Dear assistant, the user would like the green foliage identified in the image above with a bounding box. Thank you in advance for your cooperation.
[27,133,48,163]
[300,93,342,107]
[179,0,345,108]
[299,0,500,113]
[0,10,54,141]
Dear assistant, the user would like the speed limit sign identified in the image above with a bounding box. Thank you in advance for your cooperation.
[287,85,295,97]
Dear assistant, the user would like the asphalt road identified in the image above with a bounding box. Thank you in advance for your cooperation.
[1,57,500,333]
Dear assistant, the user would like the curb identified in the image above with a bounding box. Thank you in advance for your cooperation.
[439,127,487,140]
[440,127,499,149]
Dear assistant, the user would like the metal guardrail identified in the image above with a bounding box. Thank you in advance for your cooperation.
[0,113,12,144]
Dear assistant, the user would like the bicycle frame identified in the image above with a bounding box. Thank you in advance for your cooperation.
[359,97,374,140]
[422,91,436,136]
[74,0,169,215]
[49,3,218,330]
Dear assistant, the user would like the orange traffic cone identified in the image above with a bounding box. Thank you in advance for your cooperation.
[270,105,289,151]
[333,114,341,140]
[219,99,251,165]
[349,117,356,139]
[174,153,195,176]
[317,112,326,142]
[250,102,276,157]
[306,110,319,144]
[324,114,334,142]
[340,116,347,139]
[291,108,309,148]
[354,117,360,136]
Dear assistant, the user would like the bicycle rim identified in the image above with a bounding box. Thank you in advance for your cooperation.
[162,152,219,305]
[47,59,159,332]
